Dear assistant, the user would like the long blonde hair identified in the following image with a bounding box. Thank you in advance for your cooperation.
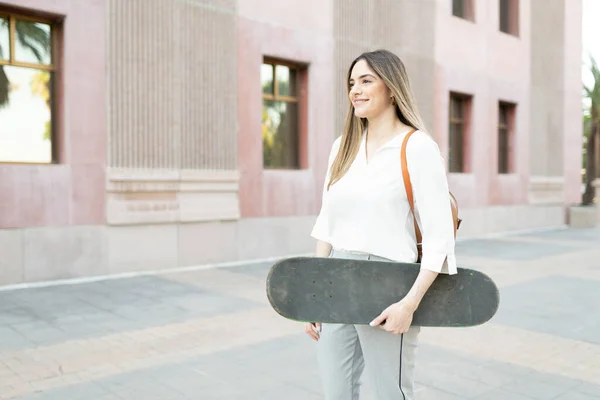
[327,50,428,189]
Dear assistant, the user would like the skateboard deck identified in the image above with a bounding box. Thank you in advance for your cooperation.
[266,256,499,327]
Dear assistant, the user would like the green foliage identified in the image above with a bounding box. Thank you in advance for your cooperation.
[15,20,50,63]
[0,66,8,107]
[584,56,600,122]
[0,18,51,108]
[0,19,52,141]
[582,113,590,170]
[582,55,600,205]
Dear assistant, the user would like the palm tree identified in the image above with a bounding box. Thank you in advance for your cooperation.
[582,55,600,205]
[0,17,51,108]
[0,18,8,107]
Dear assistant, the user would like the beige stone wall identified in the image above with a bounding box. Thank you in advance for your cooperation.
[106,0,239,224]
[530,0,566,178]
[528,0,583,205]
[107,0,237,170]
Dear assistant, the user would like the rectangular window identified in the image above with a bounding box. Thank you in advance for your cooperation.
[448,93,471,173]
[261,59,302,169]
[499,0,519,36]
[498,102,516,174]
[0,13,57,163]
[452,0,474,21]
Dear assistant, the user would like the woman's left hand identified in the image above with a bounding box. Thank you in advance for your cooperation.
[369,299,418,335]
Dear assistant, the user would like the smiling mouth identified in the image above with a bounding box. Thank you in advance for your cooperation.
[353,99,369,105]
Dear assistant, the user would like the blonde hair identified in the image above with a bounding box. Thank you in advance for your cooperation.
[328,49,428,189]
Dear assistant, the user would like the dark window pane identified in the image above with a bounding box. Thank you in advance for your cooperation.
[498,128,509,173]
[499,0,510,33]
[0,66,53,162]
[453,0,465,18]
[15,19,52,65]
[448,122,464,173]
[276,65,297,97]
[261,64,274,95]
[499,105,508,125]
[451,96,463,119]
[0,18,8,60]
[498,103,514,174]
[262,100,299,169]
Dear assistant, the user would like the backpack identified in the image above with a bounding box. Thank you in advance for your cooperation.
[400,129,462,263]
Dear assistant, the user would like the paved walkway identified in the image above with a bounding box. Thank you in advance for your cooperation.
[1,227,600,399]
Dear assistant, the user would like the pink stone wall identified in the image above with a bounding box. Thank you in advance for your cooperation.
[434,1,532,209]
[562,0,584,206]
[0,0,106,229]
[0,0,582,232]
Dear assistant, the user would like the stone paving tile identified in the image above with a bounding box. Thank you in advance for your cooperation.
[0,306,303,399]
[416,344,600,399]
[10,333,600,400]
[492,275,600,344]
[0,276,262,352]
[163,266,270,305]
[517,226,600,242]
[420,322,600,385]
[476,389,538,400]
[226,261,274,279]
[9,334,321,400]
[0,226,599,399]
[454,238,580,260]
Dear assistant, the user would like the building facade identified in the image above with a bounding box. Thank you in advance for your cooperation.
[0,0,583,286]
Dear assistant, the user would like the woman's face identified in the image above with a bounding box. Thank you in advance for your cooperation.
[348,59,392,119]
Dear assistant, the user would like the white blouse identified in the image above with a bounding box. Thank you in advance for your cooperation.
[311,129,457,275]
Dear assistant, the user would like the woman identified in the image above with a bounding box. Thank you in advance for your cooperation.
[306,49,457,399]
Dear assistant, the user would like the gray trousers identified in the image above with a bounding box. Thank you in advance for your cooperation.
[317,249,420,400]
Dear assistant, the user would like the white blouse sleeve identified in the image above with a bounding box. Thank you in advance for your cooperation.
[311,137,341,243]
[406,132,457,275]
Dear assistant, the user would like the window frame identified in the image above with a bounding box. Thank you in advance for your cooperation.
[262,58,299,105]
[498,101,516,174]
[448,92,472,174]
[499,0,519,36]
[451,0,475,22]
[0,11,59,164]
[261,57,304,170]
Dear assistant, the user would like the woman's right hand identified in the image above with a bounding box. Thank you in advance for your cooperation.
[305,322,321,341]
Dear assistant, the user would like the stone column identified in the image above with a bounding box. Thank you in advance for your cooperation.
[528,0,582,206]
[106,0,239,225]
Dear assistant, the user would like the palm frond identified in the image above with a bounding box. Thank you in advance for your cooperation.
[586,55,600,123]
[590,55,600,82]
[15,21,50,63]
[583,112,592,138]
[16,21,50,50]
[16,31,44,62]
[0,18,6,59]
[0,66,9,108]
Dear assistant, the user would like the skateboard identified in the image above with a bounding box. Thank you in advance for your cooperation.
[266,256,499,327]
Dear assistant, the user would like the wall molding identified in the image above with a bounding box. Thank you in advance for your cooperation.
[106,168,240,225]
[528,176,565,205]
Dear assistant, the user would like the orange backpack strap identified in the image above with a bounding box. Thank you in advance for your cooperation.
[400,129,423,259]
[401,129,462,262]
